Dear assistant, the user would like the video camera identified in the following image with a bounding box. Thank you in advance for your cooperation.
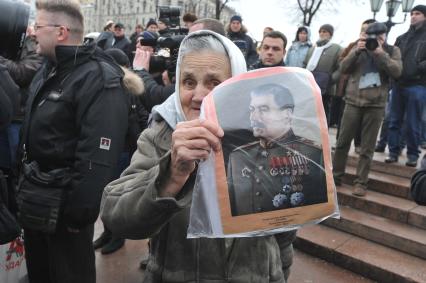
[0,0,30,60]
[157,6,189,35]
[365,22,388,51]
[138,6,189,79]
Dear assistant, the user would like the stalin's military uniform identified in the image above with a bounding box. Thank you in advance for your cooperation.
[227,129,328,216]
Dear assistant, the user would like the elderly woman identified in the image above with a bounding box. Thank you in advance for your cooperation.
[101,30,295,283]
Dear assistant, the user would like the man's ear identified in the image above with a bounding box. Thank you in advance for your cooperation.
[57,26,68,41]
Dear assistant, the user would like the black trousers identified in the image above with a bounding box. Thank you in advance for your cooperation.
[24,224,95,283]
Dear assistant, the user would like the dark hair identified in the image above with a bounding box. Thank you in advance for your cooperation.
[362,19,376,25]
[250,83,294,110]
[192,18,226,36]
[183,12,198,23]
[262,31,288,50]
[295,26,308,42]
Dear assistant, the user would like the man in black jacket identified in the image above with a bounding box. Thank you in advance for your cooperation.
[386,5,426,167]
[111,23,131,60]
[227,15,258,66]
[250,31,287,70]
[20,1,128,282]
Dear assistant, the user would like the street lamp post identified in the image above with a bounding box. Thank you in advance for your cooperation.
[369,0,415,33]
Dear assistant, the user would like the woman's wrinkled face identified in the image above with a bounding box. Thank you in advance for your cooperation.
[179,51,231,120]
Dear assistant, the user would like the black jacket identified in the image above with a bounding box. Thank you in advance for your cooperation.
[112,36,132,60]
[395,21,426,86]
[0,37,44,121]
[227,31,258,66]
[135,69,174,112]
[249,60,285,70]
[0,65,20,130]
[22,43,128,228]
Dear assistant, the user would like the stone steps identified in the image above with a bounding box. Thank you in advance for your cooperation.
[324,205,426,259]
[346,154,417,179]
[343,164,411,199]
[336,184,426,230]
[295,225,426,283]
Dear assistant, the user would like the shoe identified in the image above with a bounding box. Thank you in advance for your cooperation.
[374,145,385,153]
[93,231,112,250]
[352,185,366,197]
[139,258,149,270]
[355,147,361,154]
[420,143,426,149]
[385,155,398,163]
[101,237,125,254]
[405,156,418,167]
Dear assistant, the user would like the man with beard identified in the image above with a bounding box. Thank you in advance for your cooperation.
[250,31,287,69]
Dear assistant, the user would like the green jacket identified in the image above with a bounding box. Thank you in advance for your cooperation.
[340,45,402,108]
[304,43,342,96]
[101,119,296,283]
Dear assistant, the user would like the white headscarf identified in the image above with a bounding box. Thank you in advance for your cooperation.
[153,30,247,129]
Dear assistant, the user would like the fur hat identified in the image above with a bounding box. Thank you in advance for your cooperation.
[319,24,334,36]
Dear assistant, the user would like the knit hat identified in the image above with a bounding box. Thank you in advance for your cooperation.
[146,18,157,29]
[139,31,158,47]
[105,48,130,68]
[411,5,426,16]
[230,15,242,23]
[319,24,334,36]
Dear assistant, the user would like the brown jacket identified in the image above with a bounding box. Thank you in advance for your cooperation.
[101,118,295,282]
[340,45,402,108]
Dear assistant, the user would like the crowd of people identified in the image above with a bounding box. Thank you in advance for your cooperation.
[0,0,425,282]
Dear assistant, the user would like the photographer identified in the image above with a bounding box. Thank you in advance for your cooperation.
[133,31,175,112]
[333,22,402,197]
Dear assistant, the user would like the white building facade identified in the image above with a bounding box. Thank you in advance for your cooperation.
[82,0,236,35]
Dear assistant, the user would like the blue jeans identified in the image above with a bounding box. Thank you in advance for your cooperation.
[388,85,426,159]
[422,107,426,145]
[0,122,21,169]
[377,91,406,149]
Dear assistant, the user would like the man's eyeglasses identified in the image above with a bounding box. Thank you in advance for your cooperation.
[34,24,70,31]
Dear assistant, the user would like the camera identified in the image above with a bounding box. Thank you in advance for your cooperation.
[365,22,387,51]
[157,5,189,36]
[0,0,30,60]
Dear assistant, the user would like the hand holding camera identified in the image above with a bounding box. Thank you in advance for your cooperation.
[133,48,152,71]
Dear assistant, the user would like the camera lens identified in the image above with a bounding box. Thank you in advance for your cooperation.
[365,38,379,51]
[0,0,30,60]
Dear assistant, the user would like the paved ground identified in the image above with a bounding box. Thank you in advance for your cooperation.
[94,220,374,283]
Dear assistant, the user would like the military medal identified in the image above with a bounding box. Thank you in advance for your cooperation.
[282,184,291,194]
[241,166,252,178]
[269,157,279,176]
[291,156,298,175]
[290,192,304,206]
[297,156,304,175]
[261,150,269,158]
[272,193,287,208]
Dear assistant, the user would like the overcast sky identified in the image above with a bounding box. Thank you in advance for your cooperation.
[227,0,421,46]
